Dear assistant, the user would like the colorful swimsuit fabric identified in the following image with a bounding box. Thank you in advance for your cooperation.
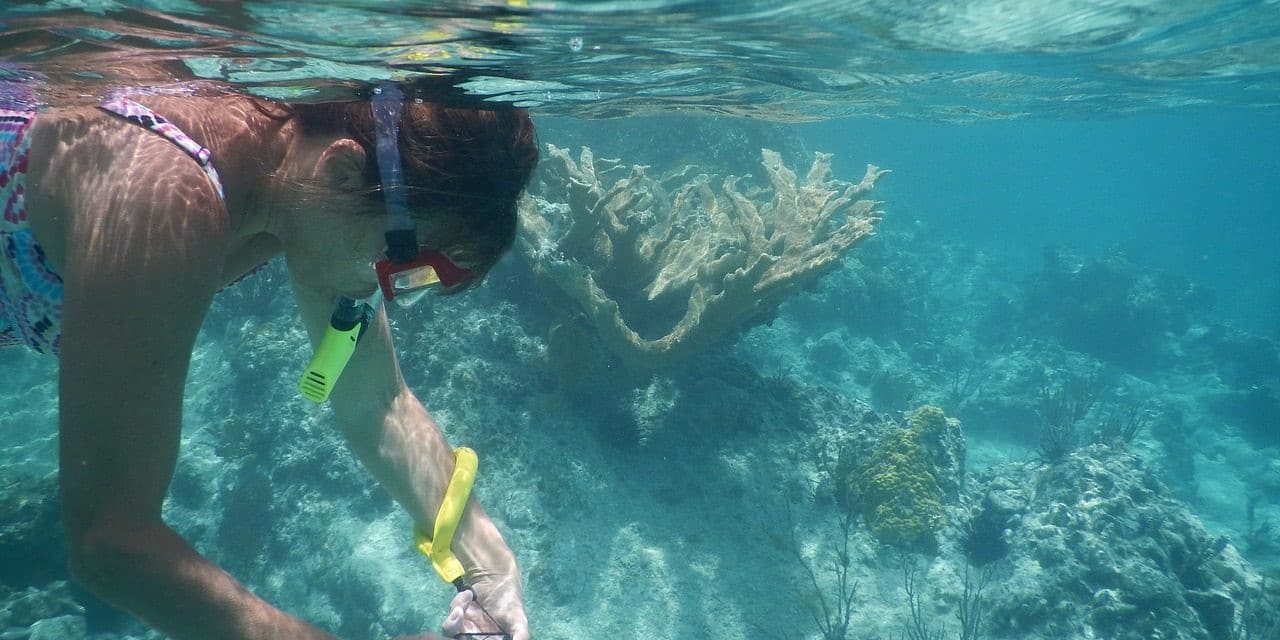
[98,95,225,199]
[0,96,224,356]
[0,108,62,356]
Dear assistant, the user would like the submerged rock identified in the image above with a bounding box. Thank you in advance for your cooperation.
[0,475,64,591]
[958,444,1261,640]
[1020,248,1212,371]
[27,613,87,639]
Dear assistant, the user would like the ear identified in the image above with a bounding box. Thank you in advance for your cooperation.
[314,138,366,191]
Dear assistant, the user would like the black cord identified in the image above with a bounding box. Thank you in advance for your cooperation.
[452,586,511,640]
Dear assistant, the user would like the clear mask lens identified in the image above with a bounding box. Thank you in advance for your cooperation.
[391,265,441,292]
[390,265,441,307]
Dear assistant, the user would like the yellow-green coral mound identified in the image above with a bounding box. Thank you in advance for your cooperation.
[847,406,951,550]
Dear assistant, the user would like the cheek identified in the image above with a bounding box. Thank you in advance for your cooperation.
[344,218,386,258]
[358,225,381,253]
[313,223,381,280]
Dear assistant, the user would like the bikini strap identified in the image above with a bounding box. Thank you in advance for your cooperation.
[98,95,225,200]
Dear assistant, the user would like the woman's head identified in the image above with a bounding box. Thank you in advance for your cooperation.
[289,98,538,283]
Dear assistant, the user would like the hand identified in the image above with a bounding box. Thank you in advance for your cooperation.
[441,576,529,640]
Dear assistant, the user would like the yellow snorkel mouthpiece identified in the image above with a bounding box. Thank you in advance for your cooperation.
[414,447,478,587]
[299,299,373,403]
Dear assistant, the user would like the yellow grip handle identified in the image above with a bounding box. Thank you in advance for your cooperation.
[414,447,478,585]
[298,320,362,403]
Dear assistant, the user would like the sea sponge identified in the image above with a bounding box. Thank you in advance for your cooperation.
[847,406,951,550]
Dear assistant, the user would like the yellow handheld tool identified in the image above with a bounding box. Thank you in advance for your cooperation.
[415,447,478,587]
[413,448,510,639]
[298,298,373,403]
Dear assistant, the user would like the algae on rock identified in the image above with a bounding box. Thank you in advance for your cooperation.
[844,406,963,551]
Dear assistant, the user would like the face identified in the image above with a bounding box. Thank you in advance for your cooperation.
[287,200,487,305]
[282,196,387,300]
[282,135,493,303]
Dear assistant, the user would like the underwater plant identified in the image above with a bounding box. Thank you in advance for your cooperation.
[759,502,860,640]
[901,557,990,640]
[959,500,1012,567]
[1095,401,1153,448]
[901,559,944,640]
[1035,371,1101,464]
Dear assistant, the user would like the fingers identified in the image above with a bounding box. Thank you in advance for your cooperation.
[441,588,486,637]
[448,588,476,613]
[442,587,520,639]
[441,590,472,636]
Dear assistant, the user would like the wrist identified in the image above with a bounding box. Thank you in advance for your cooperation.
[414,448,519,588]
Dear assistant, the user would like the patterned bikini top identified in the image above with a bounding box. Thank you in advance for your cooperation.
[0,96,229,355]
[98,95,225,200]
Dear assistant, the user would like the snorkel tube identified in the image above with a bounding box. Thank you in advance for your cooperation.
[298,83,416,404]
[370,83,418,264]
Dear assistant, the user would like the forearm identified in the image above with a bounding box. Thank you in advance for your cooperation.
[69,519,335,640]
[303,291,519,586]
[334,388,519,581]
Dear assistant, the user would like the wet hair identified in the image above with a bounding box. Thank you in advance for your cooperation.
[287,100,537,265]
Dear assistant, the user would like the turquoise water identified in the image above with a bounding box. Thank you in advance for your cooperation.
[2,2,1279,639]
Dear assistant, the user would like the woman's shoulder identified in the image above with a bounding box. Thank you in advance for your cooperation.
[27,93,273,196]
[24,96,252,273]
[32,94,271,144]
[27,103,207,211]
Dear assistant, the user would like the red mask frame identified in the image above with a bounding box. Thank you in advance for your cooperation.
[374,248,474,303]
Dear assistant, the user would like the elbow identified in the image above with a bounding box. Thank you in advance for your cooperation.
[64,518,160,597]
[64,521,120,595]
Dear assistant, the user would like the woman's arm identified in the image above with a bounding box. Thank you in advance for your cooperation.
[290,281,527,638]
[56,150,338,640]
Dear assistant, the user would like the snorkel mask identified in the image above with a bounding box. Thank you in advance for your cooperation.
[299,83,472,403]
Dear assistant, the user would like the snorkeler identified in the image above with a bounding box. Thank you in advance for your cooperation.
[0,83,536,640]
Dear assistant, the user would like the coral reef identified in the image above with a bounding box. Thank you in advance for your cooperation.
[1021,247,1213,370]
[518,144,887,370]
[844,406,964,551]
[963,445,1256,640]
[532,115,809,178]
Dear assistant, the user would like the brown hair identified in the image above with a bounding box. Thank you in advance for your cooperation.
[288,100,537,264]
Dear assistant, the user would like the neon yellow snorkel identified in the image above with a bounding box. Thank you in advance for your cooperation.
[414,447,478,587]
[298,298,373,403]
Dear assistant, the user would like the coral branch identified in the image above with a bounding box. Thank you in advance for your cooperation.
[519,144,888,369]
